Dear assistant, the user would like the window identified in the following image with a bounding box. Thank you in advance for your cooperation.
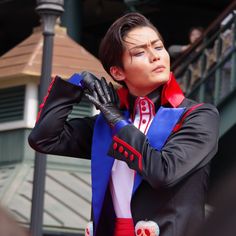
[0,86,25,123]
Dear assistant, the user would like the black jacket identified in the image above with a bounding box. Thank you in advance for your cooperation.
[29,75,219,236]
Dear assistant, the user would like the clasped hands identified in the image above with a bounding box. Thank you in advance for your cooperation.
[80,71,127,130]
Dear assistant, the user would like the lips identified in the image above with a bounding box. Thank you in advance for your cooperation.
[152,65,165,72]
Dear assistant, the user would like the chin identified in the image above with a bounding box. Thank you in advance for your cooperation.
[153,77,168,85]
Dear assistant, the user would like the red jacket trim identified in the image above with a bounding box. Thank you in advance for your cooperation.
[113,135,143,171]
[173,103,204,133]
[36,76,57,123]
[161,72,185,107]
[117,87,129,110]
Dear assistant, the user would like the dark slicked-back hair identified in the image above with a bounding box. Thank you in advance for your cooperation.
[99,12,163,82]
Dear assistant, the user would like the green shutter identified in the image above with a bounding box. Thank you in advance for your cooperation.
[0,86,25,123]
[0,129,26,164]
[68,97,93,119]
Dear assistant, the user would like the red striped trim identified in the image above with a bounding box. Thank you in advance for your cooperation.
[173,103,204,132]
[113,136,143,171]
[36,76,57,123]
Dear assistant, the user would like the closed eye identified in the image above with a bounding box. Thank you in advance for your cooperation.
[154,46,163,51]
[133,51,144,57]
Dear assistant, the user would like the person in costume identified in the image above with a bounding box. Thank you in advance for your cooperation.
[28,12,219,236]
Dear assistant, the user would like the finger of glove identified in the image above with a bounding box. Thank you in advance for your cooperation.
[81,71,98,93]
[94,80,108,104]
[93,89,99,102]
[84,92,102,109]
[101,77,112,103]
[114,88,119,106]
[91,90,100,110]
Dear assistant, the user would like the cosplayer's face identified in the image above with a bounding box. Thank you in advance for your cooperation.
[111,26,170,96]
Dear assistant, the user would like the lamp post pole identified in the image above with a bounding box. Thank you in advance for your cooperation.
[30,1,64,236]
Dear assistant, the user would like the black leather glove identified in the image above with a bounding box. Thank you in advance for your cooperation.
[80,71,100,93]
[84,76,126,128]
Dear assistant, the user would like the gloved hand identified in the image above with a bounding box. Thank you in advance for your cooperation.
[67,71,99,92]
[80,71,100,93]
[84,76,129,130]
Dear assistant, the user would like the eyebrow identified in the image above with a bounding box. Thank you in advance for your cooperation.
[129,39,161,51]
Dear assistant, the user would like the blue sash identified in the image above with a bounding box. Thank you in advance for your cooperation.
[91,106,185,231]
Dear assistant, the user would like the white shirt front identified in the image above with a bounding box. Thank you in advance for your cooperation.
[110,97,155,218]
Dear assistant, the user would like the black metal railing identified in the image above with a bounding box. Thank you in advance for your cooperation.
[172,2,236,106]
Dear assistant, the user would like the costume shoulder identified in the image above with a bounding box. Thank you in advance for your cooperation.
[28,75,94,158]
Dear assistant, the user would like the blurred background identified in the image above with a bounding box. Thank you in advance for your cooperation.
[0,0,235,236]
[0,0,232,57]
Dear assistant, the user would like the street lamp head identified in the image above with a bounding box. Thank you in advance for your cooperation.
[36,0,64,16]
[36,0,64,34]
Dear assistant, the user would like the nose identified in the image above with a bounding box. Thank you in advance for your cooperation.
[149,48,160,62]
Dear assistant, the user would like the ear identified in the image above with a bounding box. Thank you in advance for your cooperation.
[110,66,125,82]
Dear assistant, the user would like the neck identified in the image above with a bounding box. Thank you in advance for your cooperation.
[127,84,162,97]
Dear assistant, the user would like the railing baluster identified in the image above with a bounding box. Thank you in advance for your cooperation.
[230,14,236,91]
[214,37,222,104]
[199,53,206,102]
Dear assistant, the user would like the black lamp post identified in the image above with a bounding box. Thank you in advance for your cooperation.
[30,1,64,236]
